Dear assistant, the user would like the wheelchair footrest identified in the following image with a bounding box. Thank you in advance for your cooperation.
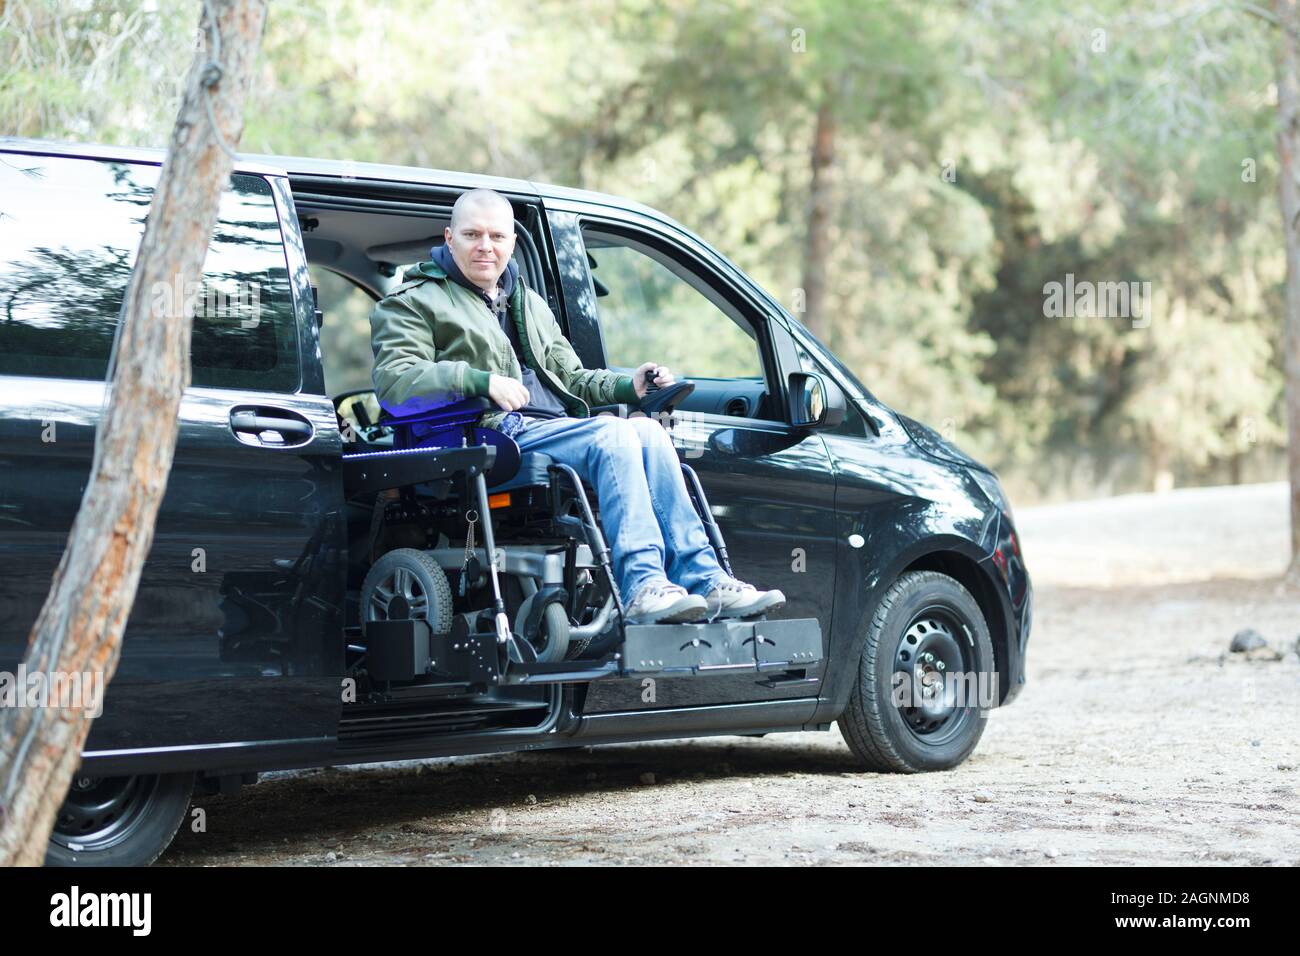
[619,617,822,678]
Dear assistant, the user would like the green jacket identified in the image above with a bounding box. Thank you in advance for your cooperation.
[369,260,639,431]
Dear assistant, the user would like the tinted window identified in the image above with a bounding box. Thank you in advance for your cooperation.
[790,321,870,402]
[0,154,298,391]
[313,266,377,396]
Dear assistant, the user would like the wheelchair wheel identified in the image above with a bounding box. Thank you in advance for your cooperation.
[513,591,571,663]
[537,601,571,663]
[360,548,453,636]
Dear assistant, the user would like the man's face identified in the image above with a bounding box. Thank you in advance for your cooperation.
[444,200,516,292]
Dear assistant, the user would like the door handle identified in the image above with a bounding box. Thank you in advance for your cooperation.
[229,406,314,447]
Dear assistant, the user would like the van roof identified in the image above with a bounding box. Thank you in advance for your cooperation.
[0,136,668,221]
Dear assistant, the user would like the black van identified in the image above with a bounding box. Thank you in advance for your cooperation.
[0,139,1032,866]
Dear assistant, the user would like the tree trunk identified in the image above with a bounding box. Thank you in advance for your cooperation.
[0,0,267,866]
[1276,0,1300,584]
[1150,437,1174,495]
[800,85,836,340]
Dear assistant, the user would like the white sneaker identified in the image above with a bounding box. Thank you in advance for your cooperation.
[704,577,786,620]
[625,580,708,624]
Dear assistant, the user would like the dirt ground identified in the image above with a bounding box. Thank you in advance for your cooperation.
[163,482,1300,866]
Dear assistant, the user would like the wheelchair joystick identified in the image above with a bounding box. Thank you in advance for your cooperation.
[637,369,695,420]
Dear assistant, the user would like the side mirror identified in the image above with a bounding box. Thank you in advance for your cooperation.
[788,371,846,429]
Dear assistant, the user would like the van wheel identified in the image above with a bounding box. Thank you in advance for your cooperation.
[840,571,995,773]
[45,772,196,867]
[361,548,453,635]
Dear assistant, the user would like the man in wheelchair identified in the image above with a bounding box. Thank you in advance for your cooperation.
[368,188,784,626]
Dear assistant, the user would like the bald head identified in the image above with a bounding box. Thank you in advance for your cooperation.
[444,188,517,292]
[449,188,514,232]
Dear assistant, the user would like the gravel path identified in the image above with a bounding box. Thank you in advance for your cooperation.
[163,483,1300,866]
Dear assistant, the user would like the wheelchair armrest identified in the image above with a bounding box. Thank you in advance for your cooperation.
[379,395,493,429]
[341,444,497,496]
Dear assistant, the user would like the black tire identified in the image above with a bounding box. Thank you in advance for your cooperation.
[45,772,196,867]
[512,592,571,663]
[361,548,453,635]
[537,600,571,663]
[840,570,995,773]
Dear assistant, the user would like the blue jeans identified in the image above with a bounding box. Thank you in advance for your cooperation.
[509,413,728,605]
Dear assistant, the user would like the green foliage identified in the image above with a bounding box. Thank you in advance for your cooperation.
[0,1,193,143]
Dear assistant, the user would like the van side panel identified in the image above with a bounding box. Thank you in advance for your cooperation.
[0,153,345,763]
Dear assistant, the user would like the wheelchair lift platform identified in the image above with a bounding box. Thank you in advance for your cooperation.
[365,615,823,688]
[510,617,822,684]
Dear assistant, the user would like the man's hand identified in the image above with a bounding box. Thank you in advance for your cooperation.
[632,361,675,400]
[488,373,530,411]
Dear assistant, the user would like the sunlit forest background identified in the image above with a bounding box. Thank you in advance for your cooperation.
[1,0,1287,503]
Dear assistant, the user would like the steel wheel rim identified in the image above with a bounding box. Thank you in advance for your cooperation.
[50,774,161,852]
[892,604,978,746]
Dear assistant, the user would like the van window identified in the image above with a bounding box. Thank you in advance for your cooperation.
[312,267,378,397]
[583,231,763,380]
[0,154,299,391]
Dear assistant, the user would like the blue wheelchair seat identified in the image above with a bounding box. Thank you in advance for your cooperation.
[492,451,554,492]
[379,396,550,491]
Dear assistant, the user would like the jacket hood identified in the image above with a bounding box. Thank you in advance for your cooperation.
[404,245,518,296]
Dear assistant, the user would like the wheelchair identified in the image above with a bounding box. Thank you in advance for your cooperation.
[336,385,822,698]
